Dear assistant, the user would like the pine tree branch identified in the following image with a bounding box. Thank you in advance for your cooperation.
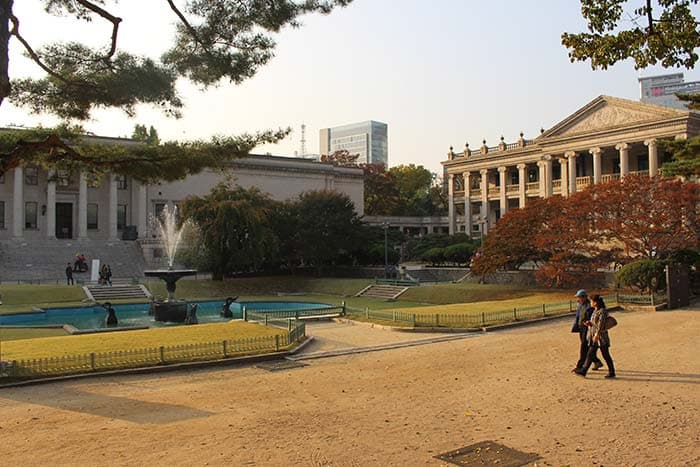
[74,0,122,59]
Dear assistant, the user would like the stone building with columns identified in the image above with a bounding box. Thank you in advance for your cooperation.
[0,134,364,244]
[442,95,700,237]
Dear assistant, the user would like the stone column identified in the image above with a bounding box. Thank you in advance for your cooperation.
[136,181,148,240]
[498,166,508,215]
[108,174,118,241]
[644,139,658,177]
[46,169,56,239]
[590,147,602,184]
[543,155,553,198]
[463,172,472,236]
[558,157,569,197]
[517,164,527,208]
[77,171,88,240]
[616,143,629,178]
[12,166,23,238]
[537,161,546,198]
[480,169,489,234]
[566,151,577,195]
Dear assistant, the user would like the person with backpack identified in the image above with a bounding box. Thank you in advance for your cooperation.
[575,294,616,379]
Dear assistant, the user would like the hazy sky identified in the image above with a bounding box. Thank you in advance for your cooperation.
[2,0,696,173]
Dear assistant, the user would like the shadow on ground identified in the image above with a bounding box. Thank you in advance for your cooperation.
[0,385,214,424]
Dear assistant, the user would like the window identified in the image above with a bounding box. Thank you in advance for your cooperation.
[154,203,166,221]
[57,169,71,186]
[117,204,127,230]
[528,169,538,183]
[25,166,38,185]
[637,154,649,171]
[0,201,4,229]
[25,202,37,229]
[87,203,98,230]
[510,171,519,185]
[116,175,128,190]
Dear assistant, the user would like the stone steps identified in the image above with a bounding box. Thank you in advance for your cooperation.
[0,239,146,282]
[84,284,151,302]
[356,284,408,300]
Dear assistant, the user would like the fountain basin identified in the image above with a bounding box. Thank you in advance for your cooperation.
[145,269,197,322]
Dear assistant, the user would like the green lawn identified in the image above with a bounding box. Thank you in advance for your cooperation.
[0,327,68,341]
[0,284,87,314]
[1,321,280,360]
[144,276,374,299]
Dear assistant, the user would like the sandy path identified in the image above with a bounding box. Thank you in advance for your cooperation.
[0,308,698,466]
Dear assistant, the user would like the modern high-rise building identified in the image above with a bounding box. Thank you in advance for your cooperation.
[639,72,700,109]
[319,120,388,166]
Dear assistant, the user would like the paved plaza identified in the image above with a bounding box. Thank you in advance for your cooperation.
[0,308,698,466]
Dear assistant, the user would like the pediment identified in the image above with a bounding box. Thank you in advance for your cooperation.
[540,96,688,139]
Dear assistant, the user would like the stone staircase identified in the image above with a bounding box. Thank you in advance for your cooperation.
[405,268,470,283]
[0,239,146,283]
[356,284,408,300]
[84,284,151,302]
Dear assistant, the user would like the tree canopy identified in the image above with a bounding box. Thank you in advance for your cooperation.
[0,0,352,180]
[472,174,699,287]
[1,0,352,117]
[562,0,700,70]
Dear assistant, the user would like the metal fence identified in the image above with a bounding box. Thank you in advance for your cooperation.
[345,293,636,328]
[0,319,306,382]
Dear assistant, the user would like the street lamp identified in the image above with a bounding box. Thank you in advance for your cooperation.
[382,221,390,278]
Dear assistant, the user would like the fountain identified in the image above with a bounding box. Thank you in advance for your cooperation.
[144,205,197,323]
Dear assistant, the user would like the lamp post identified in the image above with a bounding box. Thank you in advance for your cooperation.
[383,221,389,278]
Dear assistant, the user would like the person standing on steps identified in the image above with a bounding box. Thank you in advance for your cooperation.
[575,295,616,379]
[571,289,603,373]
[65,263,74,285]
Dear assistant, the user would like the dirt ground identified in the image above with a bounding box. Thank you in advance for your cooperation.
[0,307,698,466]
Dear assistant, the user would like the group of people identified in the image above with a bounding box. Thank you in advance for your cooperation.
[98,264,113,286]
[571,289,616,379]
[65,253,88,285]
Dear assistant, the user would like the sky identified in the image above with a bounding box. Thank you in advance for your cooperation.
[1,0,697,174]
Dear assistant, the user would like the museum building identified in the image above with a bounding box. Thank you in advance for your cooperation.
[441,95,700,237]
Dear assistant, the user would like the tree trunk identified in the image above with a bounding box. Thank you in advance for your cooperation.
[0,0,12,107]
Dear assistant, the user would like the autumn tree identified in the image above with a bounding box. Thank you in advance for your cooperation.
[590,174,700,260]
[470,198,559,280]
[0,0,352,178]
[562,0,700,70]
[320,149,360,166]
[362,163,401,215]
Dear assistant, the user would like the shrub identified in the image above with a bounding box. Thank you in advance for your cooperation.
[616,259,667,293]
[444,243,474,265]
[422,247,446,266]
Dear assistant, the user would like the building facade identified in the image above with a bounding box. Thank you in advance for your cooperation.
[639,73,700,110]
[319,120,388,166]
[0,141,365,243]
[442,95,700,237]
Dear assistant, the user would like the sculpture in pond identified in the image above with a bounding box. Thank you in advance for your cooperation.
[221,296,238,318]
[184,303,199,325]
[104,302,118,326]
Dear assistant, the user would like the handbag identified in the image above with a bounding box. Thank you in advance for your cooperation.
[603,315,618,330]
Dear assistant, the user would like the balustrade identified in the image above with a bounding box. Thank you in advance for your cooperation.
[601,173,620,183]
[576,176,591,188]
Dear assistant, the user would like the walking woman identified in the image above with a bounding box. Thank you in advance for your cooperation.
[575,295,616,379]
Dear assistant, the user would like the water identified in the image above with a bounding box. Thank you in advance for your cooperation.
[153,205,191,268]
[0,301,333,331]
